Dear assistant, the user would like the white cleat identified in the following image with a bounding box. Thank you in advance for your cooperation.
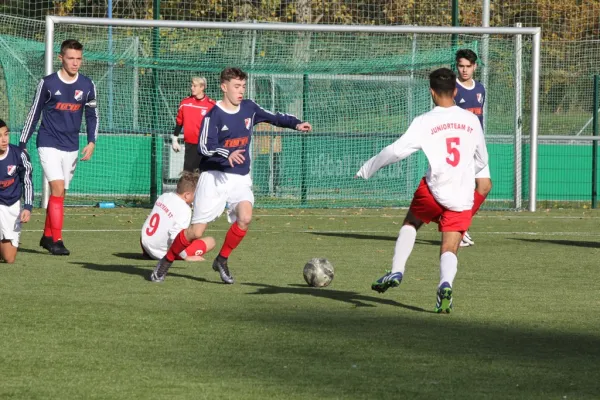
[460,231,474,247]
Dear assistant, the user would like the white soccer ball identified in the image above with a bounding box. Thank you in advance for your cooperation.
[303,258,334,287]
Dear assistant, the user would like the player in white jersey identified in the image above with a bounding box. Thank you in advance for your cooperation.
[356,68,488,313]
[141,171,215,262]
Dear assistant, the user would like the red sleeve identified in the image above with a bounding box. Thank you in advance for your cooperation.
[175,99,185,125]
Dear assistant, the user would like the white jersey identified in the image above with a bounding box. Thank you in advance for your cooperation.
[356,105,488,211]
[141,192,191,259]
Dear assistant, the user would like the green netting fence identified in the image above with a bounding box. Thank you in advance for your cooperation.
[1,16,534,208]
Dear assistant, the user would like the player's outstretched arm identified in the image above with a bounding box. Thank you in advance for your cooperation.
[19,79,47,149]
[356,119,423,179]
[473,124,489,174]
[251,100,306,130]
[18,149,33,222]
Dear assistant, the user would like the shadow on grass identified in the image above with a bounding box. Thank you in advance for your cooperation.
[511,238,600,248]
[112,252,150,261]
[71,261,221,284]
[17,247,48,255]
[308,232,440,246]
[243,282,432,312]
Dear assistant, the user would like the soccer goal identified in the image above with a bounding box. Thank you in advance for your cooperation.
[13,16,542,210]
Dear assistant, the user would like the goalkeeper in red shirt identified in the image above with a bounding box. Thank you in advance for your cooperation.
[172,77,216,172]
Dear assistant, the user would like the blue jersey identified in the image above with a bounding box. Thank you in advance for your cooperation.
[20,72,98,152]
[455,79,485,128]
[0,145,34,211]
[198,99,302,175]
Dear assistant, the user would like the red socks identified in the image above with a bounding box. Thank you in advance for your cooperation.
[166,230,190,262]
[48,195,64,242]
[472,191,487,217]
[219,222,247,258]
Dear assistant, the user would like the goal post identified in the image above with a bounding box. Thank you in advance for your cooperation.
[40,16,541,211]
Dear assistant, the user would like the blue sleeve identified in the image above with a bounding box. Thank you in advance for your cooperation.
[85,80,99,144]
[197,112,230,162]
[19,79,47,149]
[18,150,34,211]
[251,101,302,130]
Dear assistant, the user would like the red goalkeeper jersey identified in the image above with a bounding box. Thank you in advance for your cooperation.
[175,95,216,144]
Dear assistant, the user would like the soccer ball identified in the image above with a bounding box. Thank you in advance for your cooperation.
[303,258,334,287]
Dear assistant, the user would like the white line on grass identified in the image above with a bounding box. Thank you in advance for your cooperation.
[34,213,600,220]
[20,229,600,236]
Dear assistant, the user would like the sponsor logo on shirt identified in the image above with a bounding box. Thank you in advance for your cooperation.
[74,90,83,101]
[55,102,82,112]
[222,125,229,131]
[224,137,249,148]
[54,90,62,96]
[0,178,14,188]
[459,98,466,103]
[466,107,483,115]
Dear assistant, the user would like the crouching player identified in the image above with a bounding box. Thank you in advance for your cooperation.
[141,171,215,266]
[0,119,33,263]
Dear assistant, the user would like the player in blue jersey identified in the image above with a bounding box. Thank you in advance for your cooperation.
[0,119,33,263]
[151,67,312,283]
[454,49,492,247]
[20,39,98,256]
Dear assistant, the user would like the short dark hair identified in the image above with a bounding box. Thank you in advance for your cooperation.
[220,67,248,83]
[60,39,83,55]
[176,170,200,194]
[0,119,6,129]
[429,68,456,97]
[455,49,478,64]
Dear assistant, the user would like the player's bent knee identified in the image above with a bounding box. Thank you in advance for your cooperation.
[187,224,206,240]
[203,236,216,252]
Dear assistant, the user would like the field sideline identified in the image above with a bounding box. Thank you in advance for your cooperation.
[1,208,599,399]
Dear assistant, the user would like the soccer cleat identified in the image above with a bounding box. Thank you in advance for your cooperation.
[434,282,453,313]
[39,235,53,252]
[460,231,474,247]
[150,258,172,282]
[49,240,70,256]
[371,270,403,293]
[212,256,234,284]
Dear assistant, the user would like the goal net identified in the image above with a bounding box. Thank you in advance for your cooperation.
[0,15,539,209]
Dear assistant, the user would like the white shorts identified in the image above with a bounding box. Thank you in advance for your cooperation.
[38,147,78,189]
[475,164,491,179]
[191,171,254,224]
[0,202,21,248]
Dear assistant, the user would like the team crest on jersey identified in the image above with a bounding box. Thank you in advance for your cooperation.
[244,118,251,130]
[477,93,484,104]
[74,90,83,101]
[6,165,16,176]
[201,109,207,115]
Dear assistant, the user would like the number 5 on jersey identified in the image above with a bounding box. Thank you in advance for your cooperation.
[445,137,460,167]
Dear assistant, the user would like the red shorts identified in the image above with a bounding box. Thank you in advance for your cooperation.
[409,178,472,233]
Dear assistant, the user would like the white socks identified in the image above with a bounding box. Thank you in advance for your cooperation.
[439,251,458,287]
[391,225,417,275]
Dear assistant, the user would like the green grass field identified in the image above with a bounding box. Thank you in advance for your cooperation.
[1,208,599,399]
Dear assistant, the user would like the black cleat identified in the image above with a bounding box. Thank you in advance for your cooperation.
[150,258,172,282]
[39,235,53,252]
[49,240,70,256]
[212,256,234,284]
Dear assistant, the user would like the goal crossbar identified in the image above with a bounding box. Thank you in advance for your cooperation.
[44,16,542,211]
